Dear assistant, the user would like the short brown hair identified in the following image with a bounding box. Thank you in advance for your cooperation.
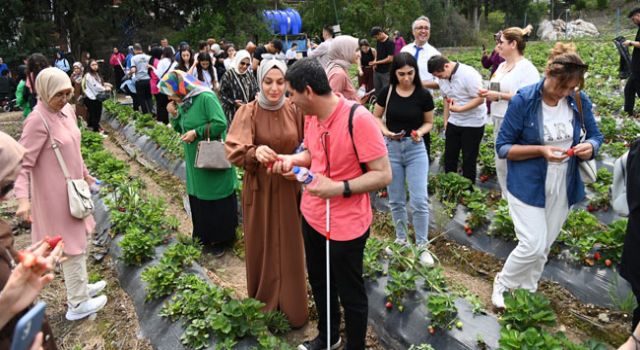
[501,27,528,55]
[546,42,587,90]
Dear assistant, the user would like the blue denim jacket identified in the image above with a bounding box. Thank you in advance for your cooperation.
[495,79,604,208]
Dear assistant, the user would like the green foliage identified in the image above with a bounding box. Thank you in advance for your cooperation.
[385,269,418,310]
[488,199,516,240]
[118,227,156,266]
[426,293,458,329]
[501,289,556,331]
[141,263,182,301]
[430,172,472,204]
[363,238,385,278]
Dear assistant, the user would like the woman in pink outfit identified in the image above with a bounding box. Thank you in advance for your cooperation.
[326,35,360,102]
[14,67,107,321]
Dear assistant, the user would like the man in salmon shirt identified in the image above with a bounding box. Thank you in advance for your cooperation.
[272,57,391,350]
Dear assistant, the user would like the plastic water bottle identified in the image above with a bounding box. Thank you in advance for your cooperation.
[90,179,102,194]
[357,85,366,98]
[292,166,314,185]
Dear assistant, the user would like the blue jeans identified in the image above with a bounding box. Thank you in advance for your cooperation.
[386,137,430,245]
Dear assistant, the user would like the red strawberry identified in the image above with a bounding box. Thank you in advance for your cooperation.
[411,130,418,138]
[566,148,575,157]
[118,207,126,212]
[380,190,388,198]
[587,205,595,212]
[266,161,274,171]
[465,227,473,236]
[428,325,435,335]
[479,175,489,183]
[45,235,63,249]
[605,259,612,267]
[593,251,601,261]
[385,301,393,310]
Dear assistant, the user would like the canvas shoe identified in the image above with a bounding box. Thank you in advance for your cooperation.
[418,246,435,267]
[66,295,108,321]
[384,238,408,256]
[87,280,107,297]
[491,274,508,309]
[297,335,341,350]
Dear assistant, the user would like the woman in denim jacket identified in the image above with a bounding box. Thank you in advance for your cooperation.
[491,45,603,308]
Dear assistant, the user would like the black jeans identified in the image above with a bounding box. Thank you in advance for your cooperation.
[84,98,103,132]
[625,72,640,115]
[155,93,169,124]
[302,217,369,350]
[444,123,485,182]
[135,79,153,114]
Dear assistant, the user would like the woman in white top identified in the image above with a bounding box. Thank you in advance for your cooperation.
[479,27,539,196]
[154,47,177,123]
[83,59,112,132]
[189,52,218,91]
[223,44,237,71]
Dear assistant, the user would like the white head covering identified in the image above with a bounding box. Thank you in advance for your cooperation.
[257,58,287,111]
[0,131,25,186]
[35,67,73,108]
[326,35,359,71]
[233,50,252,75]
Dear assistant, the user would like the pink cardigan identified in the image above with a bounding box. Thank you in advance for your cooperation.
[15,103,95,255]
[327,66,358,102]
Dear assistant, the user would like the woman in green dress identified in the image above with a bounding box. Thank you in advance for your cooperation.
[159,70,237,257]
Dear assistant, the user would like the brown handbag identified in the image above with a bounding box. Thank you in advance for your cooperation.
[194,123,231,170]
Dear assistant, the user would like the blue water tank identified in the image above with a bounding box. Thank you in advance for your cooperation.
[262,9,303,35]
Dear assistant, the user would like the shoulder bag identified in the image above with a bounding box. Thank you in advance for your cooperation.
[381,84,393,124]
[194,123,231,170]
[37,112,94,219]
[574,91,597,184]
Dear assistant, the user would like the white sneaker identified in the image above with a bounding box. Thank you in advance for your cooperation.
[419,249,435,267]
[384,238,408,255]
[491,275,508,309]
[66,295,108,321]
[88,280,107,297]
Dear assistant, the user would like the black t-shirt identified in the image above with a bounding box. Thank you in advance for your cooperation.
[632,28,640,73]
[377,85,434,133]
[360,49,374,67]
[254,45,268,63]
[375,38,395,73]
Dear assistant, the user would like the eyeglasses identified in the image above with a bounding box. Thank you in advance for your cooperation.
[0,182,14,197]
[414,26,430,31]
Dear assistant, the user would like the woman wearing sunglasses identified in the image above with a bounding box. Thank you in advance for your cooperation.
[491,44,603,308]
[219,50,259,124]
[478,26,539,197]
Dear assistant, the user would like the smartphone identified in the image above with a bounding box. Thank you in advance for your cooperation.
[392,130,406,137]
[490,82,500,92]
[10,302,46,350]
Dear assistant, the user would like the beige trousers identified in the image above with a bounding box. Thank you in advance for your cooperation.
[61,253,90,307]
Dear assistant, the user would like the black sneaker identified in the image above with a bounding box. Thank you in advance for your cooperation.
[206,244,226,258]
[297,335,341,350]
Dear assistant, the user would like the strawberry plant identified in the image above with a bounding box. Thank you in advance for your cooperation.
[430,172,472,204]
[363,238,385,278]
[385,269,418,311]
[463,188,490,230]
[500,289,556,331]
[621,119,640,144]
[141,263,182,301]
[488,199,516,241]
[416,265,447,293]
[118,227,156,266]
[587,168,612,211]
[597,115,618,143]
[409,345,436,350]
[426,293,458,330]
[600,141,628,159]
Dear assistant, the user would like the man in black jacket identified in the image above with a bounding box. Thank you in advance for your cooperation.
[624,8,640,116]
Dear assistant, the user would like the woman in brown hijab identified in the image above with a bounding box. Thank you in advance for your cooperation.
[0,131,62,350]
[225,59,308,327]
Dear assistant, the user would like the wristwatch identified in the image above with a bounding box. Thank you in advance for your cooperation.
[343,181,352,198]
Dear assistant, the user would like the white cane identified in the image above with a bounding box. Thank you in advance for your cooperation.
[325,198,331,350]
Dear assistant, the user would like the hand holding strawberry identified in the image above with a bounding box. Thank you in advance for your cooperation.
[410,130,421,142]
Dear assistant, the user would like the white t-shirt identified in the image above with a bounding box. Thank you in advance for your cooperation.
[156,58,176,80]
[131,53,150,81]
[490,58,540,119]
[438,63,487,127]
[542,97,574,157]
[286,48,297,61]
[400,42,440,87]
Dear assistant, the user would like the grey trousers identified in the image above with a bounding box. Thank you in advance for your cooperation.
[61,253,90,307]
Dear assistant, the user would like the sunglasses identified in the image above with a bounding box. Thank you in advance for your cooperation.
[551,60,589,72]
[239,62,250,67]
[0,182,14,197]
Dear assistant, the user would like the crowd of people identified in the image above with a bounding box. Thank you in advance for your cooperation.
[0,10,639,350]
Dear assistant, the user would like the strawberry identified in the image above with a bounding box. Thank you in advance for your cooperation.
[566,148,575,157]
[266,161,274,170]
[411,130,418,138]
[118,207,126,212]
[385,301,393,310]
[465,228,473,236]
[479,175,489,183]
[605,259,612,267]
[587,204,595,212]
[17,251,36,268]
[45,235,63,249]
[380,190,388,198]
[428,325,435,335]
[593,251,601,261]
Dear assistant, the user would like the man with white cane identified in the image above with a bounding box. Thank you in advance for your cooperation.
[272,57,391,350]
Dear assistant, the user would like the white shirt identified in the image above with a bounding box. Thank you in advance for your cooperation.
[84,73,106,100]
[490,58,540,119]
[438,63,487,127]
[401,42,441,86]
[542,97,574,151]
[223,57,235,70]
[286,48,297,61]
[155,59,176,80]
[308,38,332,68]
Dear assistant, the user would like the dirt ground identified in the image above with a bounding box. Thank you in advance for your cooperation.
[0,110,625,349]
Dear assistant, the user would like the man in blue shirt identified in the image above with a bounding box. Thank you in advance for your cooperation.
[0,58,8,76]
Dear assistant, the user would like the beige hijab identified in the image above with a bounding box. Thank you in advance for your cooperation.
[257,58,287,111]
[327,35,359,71]
[0,131,25,186]
[35,67,73,107]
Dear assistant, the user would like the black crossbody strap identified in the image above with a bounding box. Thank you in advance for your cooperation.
[348,103,368,174]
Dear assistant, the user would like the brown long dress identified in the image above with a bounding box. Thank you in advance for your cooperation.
[225,99,308,327]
